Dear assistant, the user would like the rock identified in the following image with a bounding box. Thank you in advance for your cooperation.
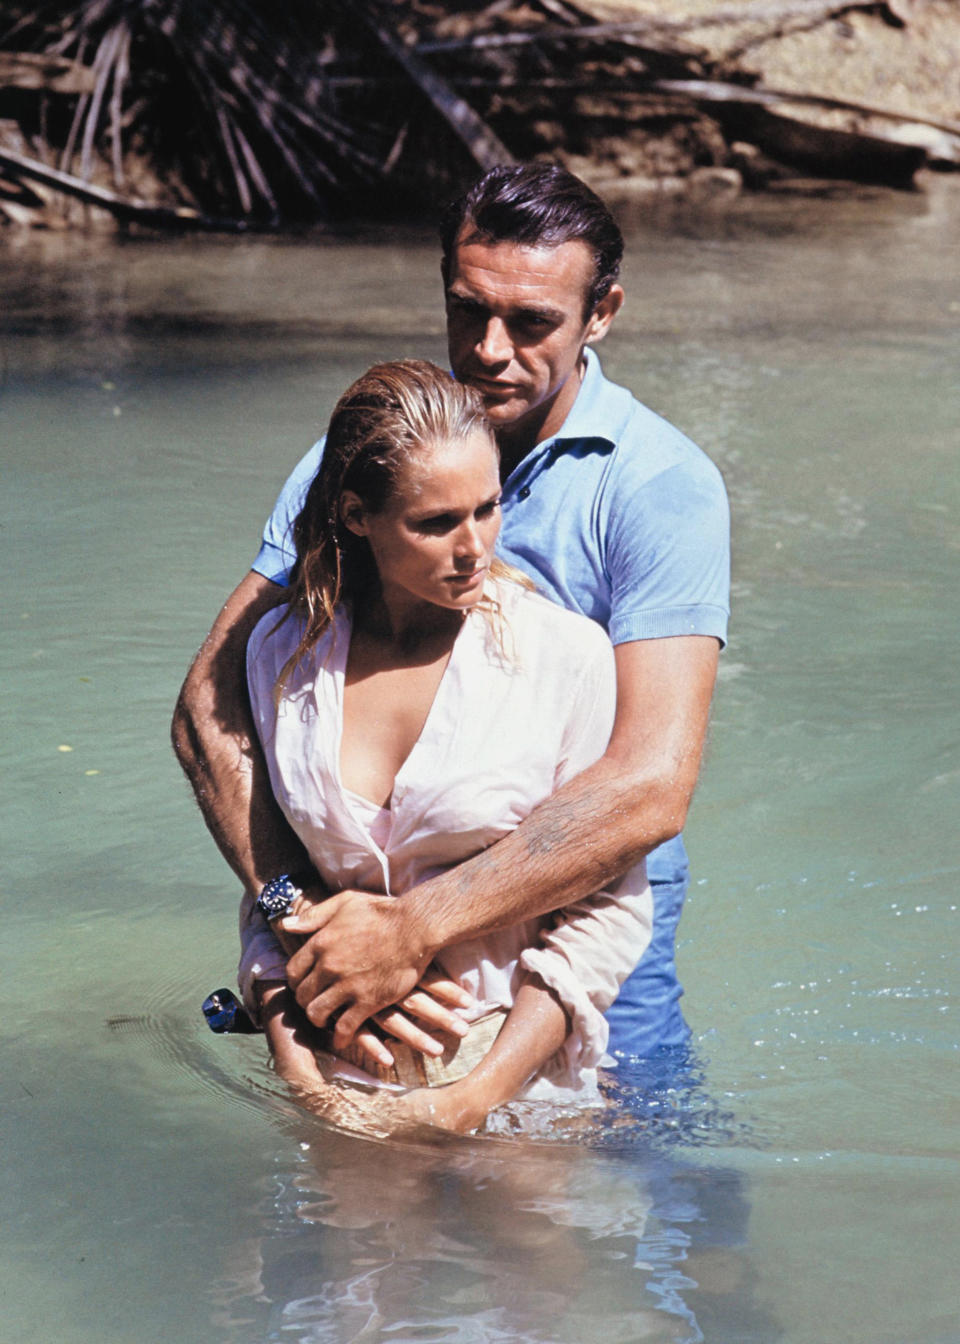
[686,165,742,200]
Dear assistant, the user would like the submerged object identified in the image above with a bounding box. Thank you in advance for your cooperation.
[201,987,259,1034]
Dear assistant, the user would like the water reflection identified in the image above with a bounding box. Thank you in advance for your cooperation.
[211,1118,767,1344]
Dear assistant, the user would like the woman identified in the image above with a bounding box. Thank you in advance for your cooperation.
[243,360,651,1133]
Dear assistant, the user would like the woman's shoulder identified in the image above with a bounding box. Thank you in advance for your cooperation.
[248,601,298,660]
[488,577,613,664]
[247,601,345,678]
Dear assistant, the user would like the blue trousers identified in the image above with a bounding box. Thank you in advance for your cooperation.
[603,848,691,1059]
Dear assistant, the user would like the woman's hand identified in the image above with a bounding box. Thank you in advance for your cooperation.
[377,965,475,1043]
[390,1080,491,1135]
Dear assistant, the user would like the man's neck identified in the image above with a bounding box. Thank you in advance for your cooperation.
[496,432,532,483]
[495,355,587,481]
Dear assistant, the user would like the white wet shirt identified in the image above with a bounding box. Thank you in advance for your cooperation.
[243,578,652,1098]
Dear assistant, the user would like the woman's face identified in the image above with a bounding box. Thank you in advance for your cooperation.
[342,428,502,615]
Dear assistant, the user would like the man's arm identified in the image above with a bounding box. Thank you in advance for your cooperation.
[285,633,719,1044]
[172,570,310,892]
[173,572,338,1088]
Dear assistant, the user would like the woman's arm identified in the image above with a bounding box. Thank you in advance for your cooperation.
[394,975,571,1134]
[389,867,652,1133]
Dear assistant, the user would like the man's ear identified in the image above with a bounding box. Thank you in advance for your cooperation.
[339,490,368,537]
[584,283,624,345]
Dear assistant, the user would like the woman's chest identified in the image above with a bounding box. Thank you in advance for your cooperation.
[341,654,450,804]
[273,638,569,861]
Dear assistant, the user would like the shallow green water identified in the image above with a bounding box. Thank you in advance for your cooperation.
[2,178,959,1343]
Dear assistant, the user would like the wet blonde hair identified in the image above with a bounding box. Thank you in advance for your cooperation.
[276,359,530,693]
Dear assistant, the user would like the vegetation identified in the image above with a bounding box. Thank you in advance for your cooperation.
[1,1,957,228]
[0,0,727,226]
[0,0,416,221]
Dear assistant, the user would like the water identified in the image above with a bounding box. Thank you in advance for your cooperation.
[2,178,959,1343]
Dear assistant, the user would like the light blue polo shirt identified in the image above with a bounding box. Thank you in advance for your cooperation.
[252,351,730,1054]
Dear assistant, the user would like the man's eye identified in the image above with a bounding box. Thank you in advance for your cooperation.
[450,300,485,322]
[476,501,501,519]
[514,314,554,336]
[417,516,455,533]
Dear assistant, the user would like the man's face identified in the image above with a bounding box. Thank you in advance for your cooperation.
[445,231,622,454]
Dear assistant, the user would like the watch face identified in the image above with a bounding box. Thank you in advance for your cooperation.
[257,877,297,921]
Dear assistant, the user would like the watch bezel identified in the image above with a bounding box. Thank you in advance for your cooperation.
[256,875,300,921]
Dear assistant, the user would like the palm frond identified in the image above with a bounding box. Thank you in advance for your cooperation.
[2,0,398,220]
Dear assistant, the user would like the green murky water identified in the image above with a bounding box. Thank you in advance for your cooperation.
[2,178,959,1343]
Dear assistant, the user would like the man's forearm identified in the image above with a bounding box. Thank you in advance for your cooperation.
[171,571,312,895]
[400,635,716,957]
[174,689,308,893]
[400,752,679,958]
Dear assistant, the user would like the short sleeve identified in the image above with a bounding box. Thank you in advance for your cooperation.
[251,439,326,585]
[604,456,730,647]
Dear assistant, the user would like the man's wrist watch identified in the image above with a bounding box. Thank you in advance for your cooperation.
[256,874,302,921]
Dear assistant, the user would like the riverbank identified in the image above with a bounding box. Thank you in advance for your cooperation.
[1,0,958,230]
[594,0,959,126]
[579,0,960,194]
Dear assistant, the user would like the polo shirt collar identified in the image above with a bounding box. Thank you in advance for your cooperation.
[548,347,634,450]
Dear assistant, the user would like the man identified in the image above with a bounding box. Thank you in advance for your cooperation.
[173,164,729,1084]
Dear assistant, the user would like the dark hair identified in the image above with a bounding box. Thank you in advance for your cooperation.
[440,163,623,315]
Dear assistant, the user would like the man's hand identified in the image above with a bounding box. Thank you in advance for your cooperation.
[263,886,474,1065]
[282,890,472,1051]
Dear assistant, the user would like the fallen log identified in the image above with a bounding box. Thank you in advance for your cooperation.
[0,145,258,230]
[723,104,926,183]
[646,77,960,177]
[647,78,960,140]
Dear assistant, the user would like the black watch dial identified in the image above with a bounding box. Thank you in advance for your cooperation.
[256,876,298,921]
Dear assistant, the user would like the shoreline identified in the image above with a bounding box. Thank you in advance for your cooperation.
[1,0,957,232]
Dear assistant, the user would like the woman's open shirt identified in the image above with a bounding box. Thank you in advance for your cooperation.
[244,579,652,1087]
